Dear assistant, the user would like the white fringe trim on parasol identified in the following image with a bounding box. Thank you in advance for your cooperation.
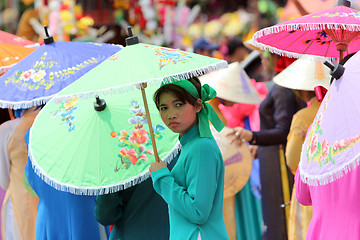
[52,60,228,103]
[299,152,360,186]
[28,127,181,196]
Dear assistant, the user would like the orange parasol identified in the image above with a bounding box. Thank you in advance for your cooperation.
[0,43,34,75]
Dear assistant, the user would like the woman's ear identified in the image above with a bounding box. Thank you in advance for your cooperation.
[196,99,203,113]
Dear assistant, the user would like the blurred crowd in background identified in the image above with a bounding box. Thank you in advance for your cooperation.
[0,0,305,52]
[1,1,360,240]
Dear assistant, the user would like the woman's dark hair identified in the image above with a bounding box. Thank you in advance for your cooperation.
[227,36,249,56]
[153,77,202,110]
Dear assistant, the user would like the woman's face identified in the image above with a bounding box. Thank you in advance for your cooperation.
[158,91,201,137]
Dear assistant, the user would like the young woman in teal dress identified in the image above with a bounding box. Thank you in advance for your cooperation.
[149,77,229,240]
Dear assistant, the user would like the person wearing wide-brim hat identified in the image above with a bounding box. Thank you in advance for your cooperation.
[274,56,331,240]
[200,62,264,239]
[200,61,261,107]
[228,55,306,240]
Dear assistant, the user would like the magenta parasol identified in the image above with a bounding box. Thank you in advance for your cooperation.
[252,0,360,60]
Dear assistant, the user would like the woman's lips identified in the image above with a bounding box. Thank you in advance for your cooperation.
[169,121,179,128]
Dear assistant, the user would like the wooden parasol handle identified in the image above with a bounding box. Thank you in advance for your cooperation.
[8,108,15,120]
[139,83,160,162]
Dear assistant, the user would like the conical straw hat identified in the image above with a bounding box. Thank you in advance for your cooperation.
[273,57,331,91]
[210,126,252,197]
[200,62,261,104]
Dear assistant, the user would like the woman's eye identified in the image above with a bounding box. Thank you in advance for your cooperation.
[175,102,183,107]
[160,106,167,111]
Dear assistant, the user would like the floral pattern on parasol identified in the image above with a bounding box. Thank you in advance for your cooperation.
[305,93,360,168]
[110,100,165,170]
[51,96,79,132]
[149,46,193,69]
[0,41,122,109]
[299,51,360,186]
[4,52,99,90]
[28,38,227,195]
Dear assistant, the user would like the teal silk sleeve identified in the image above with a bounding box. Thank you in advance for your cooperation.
[152,140,219,224]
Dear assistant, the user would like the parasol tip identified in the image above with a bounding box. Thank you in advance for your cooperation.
[94,95,107,111]
[324,61,345,81]
[337,0,351,7]
[43,26,54,44]
[127,26,133,37]
[125,26,139,46]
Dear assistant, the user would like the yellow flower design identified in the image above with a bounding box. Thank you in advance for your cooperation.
[64,97,78,108]
[32,70,46,83]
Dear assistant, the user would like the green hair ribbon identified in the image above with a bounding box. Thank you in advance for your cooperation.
[162,79,224,138]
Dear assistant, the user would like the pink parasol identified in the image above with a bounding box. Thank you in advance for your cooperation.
[299,50,360,185]
[0,30,35,47]
[252,0,360,60]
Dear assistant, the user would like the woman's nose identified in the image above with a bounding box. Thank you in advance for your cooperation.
[168,114,176,120]
[168,110,177,119]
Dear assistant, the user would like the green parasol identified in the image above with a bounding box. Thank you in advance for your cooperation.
[29,28,228,195]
